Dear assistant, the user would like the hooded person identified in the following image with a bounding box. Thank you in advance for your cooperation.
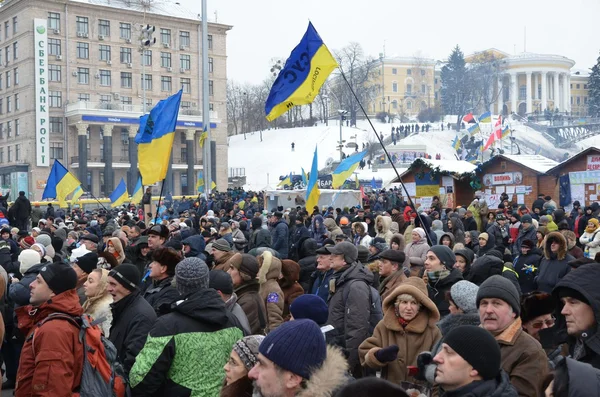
[545,357,600,397]
[9,249,45,307]
[579,217,600,259]
[296,237,317,292]
[105,237,127,265]
[562,230,584,259]
[352,222,372,248]
[423,245,464,317]
[248,217,272,251]
[513,239,543,294]
[257,251,285,333]
[447,216,465,245]
[375,215,393,245]
[82,268,113,337]
[181,234,207,260]
[279,259,304,320]
[220,335,265,397]
[404,227,430,268]
[514,214,537,255]
[323,217,343,241]
[310,215,327,246]
[464,230,480,252]
[439,232,456,250]
[475,232,493,256]
[227,253,267,335]
[468,249,505,285]
[536,232,573,293]
[431,219,445,245]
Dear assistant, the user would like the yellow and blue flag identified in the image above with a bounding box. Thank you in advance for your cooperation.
[135,90,182,185]
[479,111,491,123]
[452,135,461,150]
[130,176,143,204]
[332,151,366,189]
[199,127,208,148]
[71,185,84,205]
[502,125,511,139]
[42,160,81,207]
[301,168,308,186]
[211,181,216,190]
[110,178,128,208]
[468,123,481,136]
[196,171,204,193]
[355,174,360,189]
[265,22,338,121]
[278,173,293,188]
[305,146,321,212]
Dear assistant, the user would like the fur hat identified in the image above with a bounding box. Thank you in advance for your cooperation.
[520,291,555,324]
[18,249,41,274]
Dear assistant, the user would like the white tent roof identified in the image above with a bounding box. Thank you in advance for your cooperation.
[501,155,558,174]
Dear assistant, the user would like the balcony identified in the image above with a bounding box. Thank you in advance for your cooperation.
[65,101,218,120]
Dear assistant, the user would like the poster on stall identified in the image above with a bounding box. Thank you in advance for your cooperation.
[483,194,501,209]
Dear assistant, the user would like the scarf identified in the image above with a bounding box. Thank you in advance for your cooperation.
[585,225,598,234]
[394,304,412,328]
[426,269,450,284]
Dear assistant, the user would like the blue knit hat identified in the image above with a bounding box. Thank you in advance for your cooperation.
[289,295,329,325]
[259,319,326,379]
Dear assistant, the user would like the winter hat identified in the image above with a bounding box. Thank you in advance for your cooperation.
[212,238,232,252]
[521,214,533,224]
[108,264,140,292]
[289,294,329,325]
[450,280,479,314]
[476,275,521,316]
[378,249,406,265]
[70,245,92,262]
[80,233,99,244]
[259,319,326,380]
[413,227,426,239]
[209,270,233,295]
[31,243,46,259]
[357,245,370,263]
[556,286,590,307]
[369,237,388,253]
[326,241,358,264]
[520,291,555,324]
[478,232,489,241]
[336,378,409,397]
[458,208,467,217]
[521,239,535,249]
[232,335,265,372]
[443,325,501,381]
[35,234,52,248]
[175,257,209,296]
[39,263,78,295]
[18,249,41,274]
[74,252,99,274]
[229,253,259,280]
[428,245,456,270]
[19,236,35,250]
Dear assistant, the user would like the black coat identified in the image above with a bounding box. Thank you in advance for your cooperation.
[12,195,31,220]
[297,237,317,292]
[463,216,478,232]
[442,370,518,397]
[513,249,542,294]
[427,268,463,317]
[143,276,181,316]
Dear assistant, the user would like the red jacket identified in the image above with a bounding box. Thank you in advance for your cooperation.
[15,289,84,397]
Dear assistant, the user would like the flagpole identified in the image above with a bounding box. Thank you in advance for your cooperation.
[154,179,166,223]
[338,70,434,246]
[84,189,108,212]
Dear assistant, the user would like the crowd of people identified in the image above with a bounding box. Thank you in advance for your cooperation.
[0,186,598,396]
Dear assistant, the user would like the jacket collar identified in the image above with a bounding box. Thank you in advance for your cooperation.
[297,346,348,397]
[493,318,523,345]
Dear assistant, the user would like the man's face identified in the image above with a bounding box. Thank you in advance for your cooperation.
[81,239,97,251]
[213,249,227,260]
[479,298,515,333]
[183,244,191,254]
[316,254,331,271]
[248,354,295,397]
[424,252,444,272]
[561,297,596,337]
[497,219,505,227]
[378,259,397,278]
[434,343,478,391]
[29,274,55,306]
[520,246,531,255]
[550,240,560,253]
[107,276,131,303]
[147,234,164,249]
[72,263,86,279]
[329,254,346,271]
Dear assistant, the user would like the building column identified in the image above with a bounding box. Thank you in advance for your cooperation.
[510,72,518,114]
[566,74,571,112]
[541,71,548,111]
[127,126,138,193]
[562,73,570,113]
[535,73,539,100]
[185,129,196,195]
[76,123,89,190]
[526,72,532,115]
[553,72,560,111]
[102,124,114,196]
[496,75,503,115]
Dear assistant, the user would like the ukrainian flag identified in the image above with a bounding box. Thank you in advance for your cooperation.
[265,22,338,121]
[130,176,143,204]
[42,160,82,207]
[301,167,308,186]
[110,178,128,208]
[452,135,461,150]
[502,125,511,139]
[479,111,491,123]
[415,172,439,197]
[199,128,208,148]
[196,171,204,193]
[135,90,183,185]
[305,146,321,212]
[71,185,84,205]
[211,181,216,190]
[332,151,366,189]
[468,123,481,136]
[278,173,293,188]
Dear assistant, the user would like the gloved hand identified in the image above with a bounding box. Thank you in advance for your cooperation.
[374,345,399,363]
[416,351,436,383]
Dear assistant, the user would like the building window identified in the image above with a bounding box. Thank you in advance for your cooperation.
[5,46,9,63]
[406,84,412,95]
[421,84,426,94]
[161,52,171,68]
[99,70,111,86]
[160,28,171,45]
[0,148,3,162]
[12,42,17,59]
[576,84,580,89]
[49,91,62,107]
[180,54,190,70]
[76,16,89,34]
[209,103,214,111]
[0,51,3,67]
[98,19,110,36]
[142,74,152,90]
[121,96,132,105]
[6,71,11,88]
[209,80,213,96]
[0,99,3,114]
[208,34,213,50]
[13,68,17,85]
[181,101,192,109]
[392,82,398,92]
[120,23,131,39]
[15,144,19,161]
[407,101,412,110]
[99,45,111,62]
[421,69,426,76]
[144,99,152,109]
[208,57,214,73]
[48,12,60,30]
[0,124,2,139]
[100,94,111,103]
[77,42,89,59]
[77,67,89,84]
[181,77,191,93]
[538,84,542,99]
[78,93,90,102]
[180,147,187,162]
[392,68,397,75]
[49,64,61,82]
[0,74,2,90]
[14,93,18,111]
[519,85,526,100]
[7,146,11,162]
[161,76,172,91]
[48,38,61,56]
[577,97,581,105]
[407,69,412,75]
[50,142,63,159]
[4,22,8,39]
[120,47,131,64]
[6,96,11,113]
[584,84,588,89]
[14,119,19,135]
[6,121,10,137]
[142,50,152,66]
[179,31,190,47]
[392,100,397,109]
[12,17,17,35]
[120,72,132,88]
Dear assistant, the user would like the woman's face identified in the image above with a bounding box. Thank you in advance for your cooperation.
[447,220,452,230]
[588,221,596,229]
[441,237,451,247]
[391,241,399,250]
[464,234,471,244]
[397,299,419,321]
[448,300,462,315]
[83,271,102,297]
[478,237,487,247]
[550,241,560,253]
[454,256,467,273]
[537,232,543,241]
[107,243,116,254]
[488,213,495,220]
[411,231,420,243]
[523,314,555,341]
[223,350,247,385]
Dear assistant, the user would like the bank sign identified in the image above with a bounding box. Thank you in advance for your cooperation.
[34,19,49,167]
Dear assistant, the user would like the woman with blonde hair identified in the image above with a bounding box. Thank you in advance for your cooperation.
[105,237,126,265]
[82,268,113,336]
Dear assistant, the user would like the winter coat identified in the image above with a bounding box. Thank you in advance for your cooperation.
[224,293,251,336]
[235,280,266,335]
[311,215,328,246]
[129,288,243,397]
[109,290,157,375]
[580,228,600,259]
[323,218,343,241]
[30,207,43,226]
[514,225,538,255]
[359,277,441,384]
[143,276,181,316]
[231,228,247,252]
[378,270,407,302]
[213,251,236,272]
[9,262,45,307]
[375,215,394,245]
[441,371,518,397]
[439,232,456,249]
[220,377,253,397]
[513,248,543,294]
[448,217,465,244]
[292,346,349,397]
[270,220,289,259]
[462,216,478,232]
[12,195,31,220]
[248,228,271,251]
[83,294,113,338]
[562,358,600,397]
[426,268,463,317]
[494,318,548,397]
[353,222,373,248]
[181,235,206,259]
[327,262,374,371]
[15,289,84,397]
[258,251,284,333]
[279,260,304,319]
[404,238,430,267]
[309,269,334,303]
[536,232,572,293]
[487,222,508,251]
[297,238,317,292]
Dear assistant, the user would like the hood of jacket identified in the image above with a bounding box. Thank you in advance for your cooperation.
[390,233,406,251]
[432,219,443,231]
[54,227,67,242]
[440,232,456,247]
[381,276,440,332]
[298,237,317,259]
[565,357,600,397]
[323,218,338,232]
[17,289,83,335]
[553,209,566,223]
[437,311,480,335]
[312,215,326,235]
[449,216,465,232]
[544,231,568,260]
[297,346,348,397]
[257,250,282,284]
[336,261,374,287]
[173,288,230,327]
[375,215,392,234]
[182,235,206,257]
[279,259,300,289]
[468,254,503,285]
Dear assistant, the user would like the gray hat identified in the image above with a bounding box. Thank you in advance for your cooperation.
[428,245,456,270]
[450,280,479,314]
[476,275,521,316]
[378,249,406,265]
[175,257,209,296]
[233,335,265,371]
[211,238,232,252]
[35,234,52,247]
[326,241,358,264]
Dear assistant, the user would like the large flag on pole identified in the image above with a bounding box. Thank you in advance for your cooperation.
[135,90,182,185]
[478,111,491,123]
[130,176,143,204]
[452,135,461,150]
[332,151,366,189]
[71,185,84,205]
[109,178,128,208]
[305,146,321,212]
[265,22,338,121]
[468,123,481,136]
[42,160,81,207]
[196,171,204,193]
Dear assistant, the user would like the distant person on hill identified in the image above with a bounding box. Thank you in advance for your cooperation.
[291,142,295,152]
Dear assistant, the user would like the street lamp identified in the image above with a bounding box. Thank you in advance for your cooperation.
[338,109,347,161]
[140,24,156,113]
[242,92,247,140]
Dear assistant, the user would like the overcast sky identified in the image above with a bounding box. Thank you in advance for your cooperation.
[179,0,599,85]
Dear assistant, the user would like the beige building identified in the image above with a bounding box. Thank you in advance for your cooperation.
[0,0,231,201]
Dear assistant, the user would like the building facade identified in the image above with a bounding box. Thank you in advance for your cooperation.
[0,0,231,201]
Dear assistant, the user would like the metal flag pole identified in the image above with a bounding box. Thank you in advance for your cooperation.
[154,179,166,224]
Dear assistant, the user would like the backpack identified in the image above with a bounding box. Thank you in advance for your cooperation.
[342,279,383,334]
[32,313,128,397]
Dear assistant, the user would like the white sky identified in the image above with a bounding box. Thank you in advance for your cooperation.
[180,0,599,85]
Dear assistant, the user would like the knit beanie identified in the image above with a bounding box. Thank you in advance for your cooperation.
[229,253,259,280]
[450,280,479,314]
[18,249,41,274]
[336,378,409,397]
[443,325,501,380]
[19,236,35,250]
[39,263,78,295]
[357,245,370,263]
[35,234,52,248]
[428,245,456,270]
[209,270,233,295]
[75,252,99,275]
[108,264,140,292]
[476,275,521,316]
[259,319,326,379]
[212,238,232,252]
[521,214,533,224]
[413,227,426,239]
[289,294,329,325]
[478,232,489,241]
[232,335,265,372]
[175,257,209,296]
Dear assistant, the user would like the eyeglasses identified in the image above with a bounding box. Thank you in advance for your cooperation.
[530,316,555,329]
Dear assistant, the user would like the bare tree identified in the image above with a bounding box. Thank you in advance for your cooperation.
[226,81,242,136]
[468,52,506,114]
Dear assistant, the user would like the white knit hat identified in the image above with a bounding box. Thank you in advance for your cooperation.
[18,249,41,274]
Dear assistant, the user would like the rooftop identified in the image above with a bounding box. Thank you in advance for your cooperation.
[399,159,476,179]
[69,0,205,22]
[500,154,559,174]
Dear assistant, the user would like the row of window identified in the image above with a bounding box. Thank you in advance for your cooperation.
[0,119,20,139]
[0,93,19,115]
[0,68,19,90]
[571,83,588,90]
[0,144,21,163]
[0,41,19,65]
[388,82,427,94]
[0,17,18,42]
[390,68,427,76]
